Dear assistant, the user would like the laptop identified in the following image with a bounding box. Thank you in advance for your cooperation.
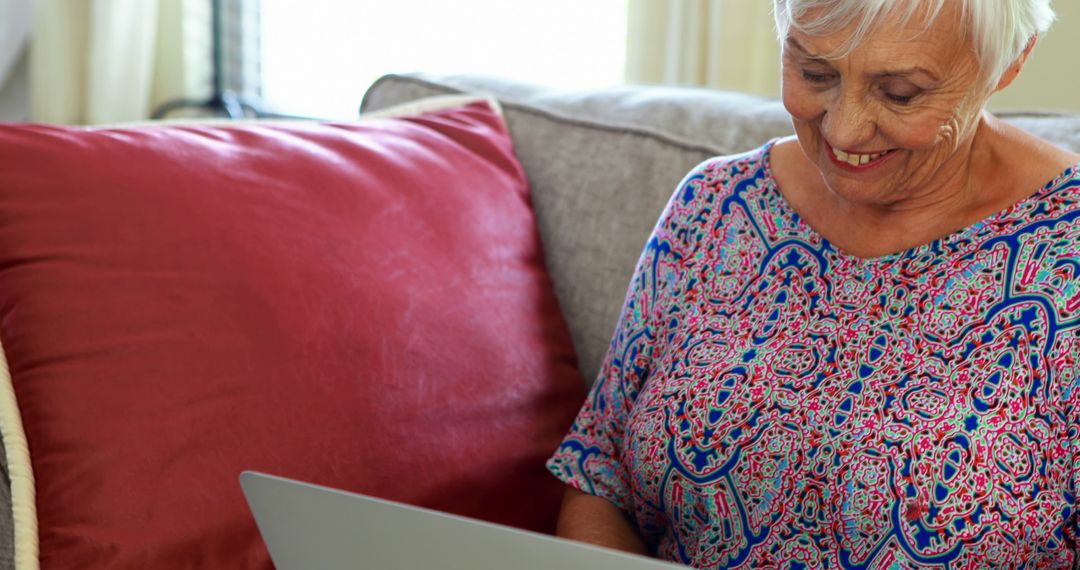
[240,471,686,570]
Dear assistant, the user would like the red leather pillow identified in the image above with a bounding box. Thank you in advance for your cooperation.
[0,100,585,568]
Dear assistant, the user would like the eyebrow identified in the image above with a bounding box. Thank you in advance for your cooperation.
[786,37,824,61]
[785,36,940,81]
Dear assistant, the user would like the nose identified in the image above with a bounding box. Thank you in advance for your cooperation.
[821,89,876,150]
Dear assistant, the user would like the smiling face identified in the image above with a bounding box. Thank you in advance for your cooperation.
[782,3,994,209]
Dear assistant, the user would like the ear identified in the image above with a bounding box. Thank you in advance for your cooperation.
[994,35,1037,92]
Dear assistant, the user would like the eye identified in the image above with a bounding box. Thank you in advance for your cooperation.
[884,92,917,105]
[880,79,922,105]
[801,69,836,84]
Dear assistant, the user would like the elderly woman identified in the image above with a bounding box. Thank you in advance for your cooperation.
[546,0,1080,567]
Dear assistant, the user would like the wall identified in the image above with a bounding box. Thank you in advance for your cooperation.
[988,1,1080,112]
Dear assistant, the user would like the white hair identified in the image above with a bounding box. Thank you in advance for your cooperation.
[773,0,1057,86]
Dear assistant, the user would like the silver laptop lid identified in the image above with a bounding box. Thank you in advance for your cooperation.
[240,471,686,570]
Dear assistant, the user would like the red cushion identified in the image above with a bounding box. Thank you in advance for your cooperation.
[0,101,585,568]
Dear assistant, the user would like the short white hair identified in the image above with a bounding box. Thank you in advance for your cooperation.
[773,0,1056,86]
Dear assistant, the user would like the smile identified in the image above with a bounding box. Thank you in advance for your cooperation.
[829,146,896,169]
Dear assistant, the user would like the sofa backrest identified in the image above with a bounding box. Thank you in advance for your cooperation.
[361,72,1080,384]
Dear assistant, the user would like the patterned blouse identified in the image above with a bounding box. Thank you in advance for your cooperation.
[547,142,1080,569]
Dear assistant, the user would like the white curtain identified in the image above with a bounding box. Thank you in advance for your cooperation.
[29,0,210,125]
[625,0,782,97]
[0,0,31,86]
[0,0,31,121]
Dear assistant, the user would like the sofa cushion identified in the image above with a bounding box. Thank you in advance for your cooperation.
[995,111,1080,151]
[0,98,585,568]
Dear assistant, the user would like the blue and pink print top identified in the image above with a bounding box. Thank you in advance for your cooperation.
[547,142,1080,569]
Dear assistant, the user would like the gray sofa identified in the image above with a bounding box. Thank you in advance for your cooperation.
[2,72,1078,568]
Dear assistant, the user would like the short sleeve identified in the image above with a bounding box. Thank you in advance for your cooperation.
[546,160,718,509]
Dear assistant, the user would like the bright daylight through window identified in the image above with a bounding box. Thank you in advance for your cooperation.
[260,0,628,119]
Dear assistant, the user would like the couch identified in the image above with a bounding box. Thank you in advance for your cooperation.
[0,72,1078,569]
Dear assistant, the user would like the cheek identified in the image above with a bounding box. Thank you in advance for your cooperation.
[781,72,824,124]
[879,116,941,149]
[878,108,969,152]
[881,93,984,153]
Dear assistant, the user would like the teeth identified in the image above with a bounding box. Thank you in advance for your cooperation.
[832,146,887,167]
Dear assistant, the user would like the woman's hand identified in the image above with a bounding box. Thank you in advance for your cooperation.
[555,486,649,555]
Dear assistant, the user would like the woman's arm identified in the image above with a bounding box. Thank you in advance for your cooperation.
[555,486,648,555]
[548,163,717,560]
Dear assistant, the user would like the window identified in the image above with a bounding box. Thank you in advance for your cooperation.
[260,0,628,119]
